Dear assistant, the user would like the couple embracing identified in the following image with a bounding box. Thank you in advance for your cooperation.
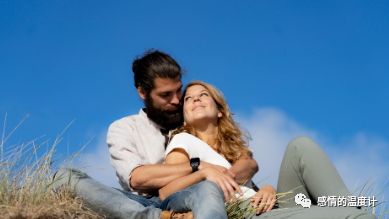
[53,50,375,219]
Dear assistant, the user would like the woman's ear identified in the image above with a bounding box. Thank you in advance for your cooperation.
[218,111,223,118]
[183,121,187,126]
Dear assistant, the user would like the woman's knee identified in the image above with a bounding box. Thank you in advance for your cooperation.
[287,136,319,152]
[195,181,224,200]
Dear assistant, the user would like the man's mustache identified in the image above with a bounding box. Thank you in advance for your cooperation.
[163,103,182,112]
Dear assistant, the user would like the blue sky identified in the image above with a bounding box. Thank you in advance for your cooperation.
[1,0,388,204]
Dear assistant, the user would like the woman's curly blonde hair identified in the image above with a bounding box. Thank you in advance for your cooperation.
[171,81,252,164]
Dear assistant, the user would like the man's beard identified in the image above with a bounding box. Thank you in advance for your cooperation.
[144,94,183,130]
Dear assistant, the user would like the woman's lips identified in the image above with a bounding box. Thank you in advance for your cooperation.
[192,105,205,111]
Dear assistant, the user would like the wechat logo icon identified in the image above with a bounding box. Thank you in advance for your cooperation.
[295,193,311,208]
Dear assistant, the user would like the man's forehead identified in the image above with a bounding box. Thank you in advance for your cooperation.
[154,76,182,91]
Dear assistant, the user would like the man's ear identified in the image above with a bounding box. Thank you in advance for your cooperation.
[137,87,146,100]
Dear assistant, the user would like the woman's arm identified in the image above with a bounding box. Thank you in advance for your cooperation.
[159,149,242,202]
[159,148,200,201]
[159,168,205,201]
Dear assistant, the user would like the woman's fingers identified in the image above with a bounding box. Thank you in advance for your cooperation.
[216,181,230,201]
[251,185,276,214]
[251,193,276,214]
[201,162,236,179]
[204,166,242,201]
[251,194,263,208]
[262,197,276,213]
[232,181,242,196]
[256,196,276,214]
[259,197,270,213]
[267,198,276,212]
[227,182,237,201]
[223,177,241,201]
[257,196,269,214]
[204,167,243,201]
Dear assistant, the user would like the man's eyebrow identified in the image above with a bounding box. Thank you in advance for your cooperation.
[157,91,172,94]
[157,86,183,95]
[157,91,172,95]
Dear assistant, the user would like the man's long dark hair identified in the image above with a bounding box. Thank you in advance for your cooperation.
[132,49,183,93]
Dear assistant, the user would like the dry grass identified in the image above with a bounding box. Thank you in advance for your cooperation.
[0,116,104,219]
[1,115,388,219]
[351,178,389,219]
[225,186,295,219]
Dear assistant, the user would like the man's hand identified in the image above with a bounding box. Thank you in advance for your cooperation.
[250,185,276,214]
[199,161,236,179]
[200,167,242,202]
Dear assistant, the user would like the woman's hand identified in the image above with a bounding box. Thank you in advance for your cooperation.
[200,161,236,179]
[201,167,242,202]
[250,185,276,214]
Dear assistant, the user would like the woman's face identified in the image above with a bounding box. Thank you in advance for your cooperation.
[183,85,222,127]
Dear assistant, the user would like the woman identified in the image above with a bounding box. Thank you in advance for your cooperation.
[158,81,376,219]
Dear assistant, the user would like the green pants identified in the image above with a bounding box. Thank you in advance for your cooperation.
[242,136,376,219]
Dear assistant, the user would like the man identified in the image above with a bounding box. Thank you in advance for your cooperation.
[53,49,259,219]
[107,49,259,218]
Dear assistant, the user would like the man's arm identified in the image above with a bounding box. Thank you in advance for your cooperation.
[132,152,258,190]
[108,120,194,191]
[130,162,192,190]
[229,156,259,184]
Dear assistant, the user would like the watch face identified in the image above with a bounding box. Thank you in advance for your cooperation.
[190,158,200,164]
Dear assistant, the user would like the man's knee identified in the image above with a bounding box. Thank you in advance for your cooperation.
[52,168,87,190]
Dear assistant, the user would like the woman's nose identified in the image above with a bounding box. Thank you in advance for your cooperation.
[193,96,201,102]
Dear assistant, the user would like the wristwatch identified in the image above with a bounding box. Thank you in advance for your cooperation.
[190,158,200,173]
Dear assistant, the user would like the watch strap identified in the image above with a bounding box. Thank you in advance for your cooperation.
[190,158,200,173]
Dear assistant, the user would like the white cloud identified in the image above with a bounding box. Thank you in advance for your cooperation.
[325,133,389,192]
[236,108,389,196]
[77,132,121,188]
[236,108,319,186]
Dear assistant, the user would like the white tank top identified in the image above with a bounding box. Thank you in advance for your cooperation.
[165,133,257,200]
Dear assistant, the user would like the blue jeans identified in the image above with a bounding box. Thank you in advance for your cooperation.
[53,169,228,219]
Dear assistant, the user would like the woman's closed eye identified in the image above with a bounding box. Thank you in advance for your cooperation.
[185,92,209,102]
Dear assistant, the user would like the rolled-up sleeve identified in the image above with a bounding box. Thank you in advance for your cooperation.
[107,120,143,191]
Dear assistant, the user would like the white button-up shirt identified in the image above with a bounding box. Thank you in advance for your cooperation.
[107,109,169,197]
